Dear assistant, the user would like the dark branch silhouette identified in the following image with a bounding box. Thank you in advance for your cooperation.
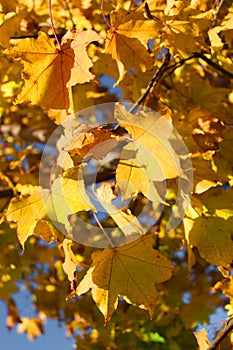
[129,51,171,113]
[168,52,233,79]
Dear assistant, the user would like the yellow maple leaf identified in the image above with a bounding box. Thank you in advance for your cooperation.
[95,181,146,242]
[62,238,78,283]
[105,9,153,83]
[17,317,44,341]
[110,7,161,41]
[184,216,233,266]
[115,104,181,200]
[50,171,95,231]
[6,188,50,248]
[33,219,64,244]
[6,170,95,247]
[194,328,210,349]
[0,8,29,48]
[76,234,174,322]
[9,30,100,123]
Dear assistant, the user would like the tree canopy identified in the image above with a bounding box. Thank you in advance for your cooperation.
[0,0,233,349]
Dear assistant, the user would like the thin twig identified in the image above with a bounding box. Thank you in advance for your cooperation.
[166,54,197,74]
[212,0,225,27]
[206,316,233,350]
[144,2,170,29]
[64,0,76,30]
[48,0,61,50]
[101,0,111,28]
[129,51,171,113]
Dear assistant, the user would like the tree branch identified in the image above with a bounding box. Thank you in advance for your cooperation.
[207,316,233,350]
[0,187,14,198]
[193,52,233,79]
[129,51,171,113]
[167,52,233,79]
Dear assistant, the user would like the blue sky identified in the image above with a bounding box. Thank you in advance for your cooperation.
[0,299,74,350]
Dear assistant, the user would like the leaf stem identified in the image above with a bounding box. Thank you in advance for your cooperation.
[101,0,111,28]
[92,212,116,248]
[48,0,62,50]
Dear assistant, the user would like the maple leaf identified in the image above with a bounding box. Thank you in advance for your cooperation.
[33,220,64,244]
[116,142,167,205]
[208,8,233,49]
[76,234,174,322]
[115,104,181,201]
[95,182,145,243]
[6,188,50,248]
[50,172,95,231]
[17,317,44,341]
[213,127,233,178]
[62,238,78,284]
[0,7,29,48]
[191,157,221,194]
[10,30,100,123]
[199,187,233,220]
[184,216,233,266]
[194,328,211,349]
[67,125,125,164]
[105,9,153,83]
[162,20,202,57]
[6,171,95,247]
[108,7,161,41]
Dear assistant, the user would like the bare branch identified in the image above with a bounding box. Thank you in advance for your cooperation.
[193,52,233,79]
[206,316,233,350]
[167,52,233,79]
[0,187,14,198]
[129,51,171,113]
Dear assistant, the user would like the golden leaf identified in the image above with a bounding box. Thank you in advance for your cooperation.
[76,234,174,322]
[10,30,100,123]
[17,317,44,341]
[105,9,153,83]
